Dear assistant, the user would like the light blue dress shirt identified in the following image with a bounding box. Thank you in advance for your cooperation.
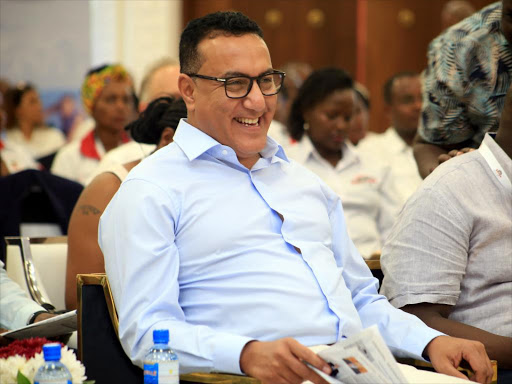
[99,119,443,374]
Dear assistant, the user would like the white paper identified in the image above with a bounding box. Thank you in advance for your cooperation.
[330,326,407,383]
[307,326,406,384]
[305,327,472,384]
[1,310,76,339]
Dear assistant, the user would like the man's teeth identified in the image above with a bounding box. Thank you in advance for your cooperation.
[236,118,259,125]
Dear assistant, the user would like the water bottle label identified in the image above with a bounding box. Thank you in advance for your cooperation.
[144,361,179,384]
[144,363,158,384]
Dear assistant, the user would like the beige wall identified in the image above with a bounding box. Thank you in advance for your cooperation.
[89,0,182,93]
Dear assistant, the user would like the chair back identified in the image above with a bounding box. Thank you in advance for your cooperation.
[77,273,143,384]
[365,258,384,290]
[5,236,67,309]
[0,169,83,263]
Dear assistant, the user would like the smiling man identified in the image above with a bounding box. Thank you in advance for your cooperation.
[99,11,493,384]
[180,31,277,169]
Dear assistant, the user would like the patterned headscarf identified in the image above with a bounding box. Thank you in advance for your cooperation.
[81,64,130,115]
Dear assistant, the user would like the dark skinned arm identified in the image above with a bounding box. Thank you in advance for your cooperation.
[413,134,476,179]
[402,303,512,368]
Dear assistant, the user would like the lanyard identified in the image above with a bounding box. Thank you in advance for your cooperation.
[479,138,512,193]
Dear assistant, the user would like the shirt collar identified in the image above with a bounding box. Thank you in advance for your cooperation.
[173,118,289,164]
[294,135,360,170]
[262,135,289,162]
[80,130,102,160]
[481,132,512,182]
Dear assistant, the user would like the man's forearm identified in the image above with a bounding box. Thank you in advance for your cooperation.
[403,306,512,368]
[412,140,448,179]
[412,134,477,178]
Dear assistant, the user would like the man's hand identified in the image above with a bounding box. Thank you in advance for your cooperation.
[239,338,332,384]
[437,147,476,165]
[425,336,493,384]
[33,313,71,344]
[34,312,55,323]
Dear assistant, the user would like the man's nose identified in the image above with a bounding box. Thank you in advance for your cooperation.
[243,80,266,112]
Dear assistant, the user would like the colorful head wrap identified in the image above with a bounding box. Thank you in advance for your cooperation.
[81,64,130,115]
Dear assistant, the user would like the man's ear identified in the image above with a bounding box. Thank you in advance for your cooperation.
[178,73,195,112]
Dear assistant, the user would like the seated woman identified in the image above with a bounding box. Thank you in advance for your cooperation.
[65,97,187,310]
[1,88,40,176]
[4,83,66,163]
[286,68,401,258]
[51,64,136,185]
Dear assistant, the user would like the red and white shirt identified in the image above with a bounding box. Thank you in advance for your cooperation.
[51,129,129,185]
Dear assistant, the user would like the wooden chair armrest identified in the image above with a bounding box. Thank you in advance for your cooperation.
[180,372,261,384]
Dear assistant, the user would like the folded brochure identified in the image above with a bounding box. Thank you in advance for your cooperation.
[1,310,76,340]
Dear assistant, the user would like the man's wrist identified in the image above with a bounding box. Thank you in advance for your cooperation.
[423,335,447,361]
[240,340,258,374]
[27,310,49,325]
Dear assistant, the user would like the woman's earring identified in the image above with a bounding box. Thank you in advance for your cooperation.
[303,122,310,131]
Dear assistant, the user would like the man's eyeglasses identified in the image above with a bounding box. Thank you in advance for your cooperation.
[187,70,286,99]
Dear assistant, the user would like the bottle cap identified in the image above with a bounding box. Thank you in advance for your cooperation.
[153,329,169,344]
[42,343,62,361]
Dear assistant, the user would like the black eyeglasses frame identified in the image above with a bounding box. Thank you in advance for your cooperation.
[186,70,286,99]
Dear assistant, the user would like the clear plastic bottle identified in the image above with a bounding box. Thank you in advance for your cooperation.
[34,343,72,384]
[143,329,179,384]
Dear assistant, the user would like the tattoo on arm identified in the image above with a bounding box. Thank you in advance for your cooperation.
[78,205,101,215]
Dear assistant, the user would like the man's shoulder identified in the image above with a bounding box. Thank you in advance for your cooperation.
[423,150,488,192]
[126,143,186,182]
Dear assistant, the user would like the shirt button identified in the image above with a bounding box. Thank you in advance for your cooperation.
[222,150,228,155]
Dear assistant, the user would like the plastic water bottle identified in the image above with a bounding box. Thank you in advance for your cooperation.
[143,329,179,384]
[34,343,72,384]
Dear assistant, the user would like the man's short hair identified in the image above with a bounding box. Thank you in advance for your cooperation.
[139,57,179,103]
[179,11,264,74]
[383,71,418,105]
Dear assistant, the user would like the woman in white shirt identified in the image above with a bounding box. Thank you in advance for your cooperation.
[51,64,135,184]
[286,68,402,258]
[5,83,65,160]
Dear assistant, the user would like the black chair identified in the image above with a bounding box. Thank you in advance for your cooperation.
[37,152,57,171]
[77,273,260,384]
[77,274,143,384]
[0,169,82,262]
[365,258,384,290]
